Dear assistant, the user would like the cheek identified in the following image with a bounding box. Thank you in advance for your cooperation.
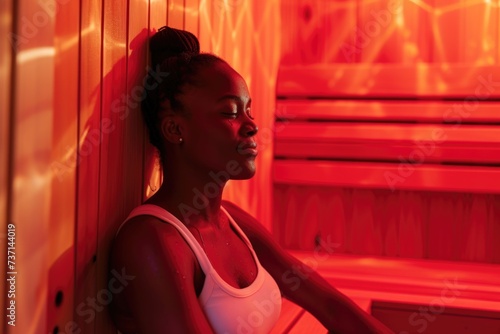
[186,121,238,160]
[198,119,238,142]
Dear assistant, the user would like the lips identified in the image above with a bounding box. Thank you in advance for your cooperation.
[238,142,258,156]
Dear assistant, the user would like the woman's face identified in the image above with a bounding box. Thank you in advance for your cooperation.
[175,61,258,180]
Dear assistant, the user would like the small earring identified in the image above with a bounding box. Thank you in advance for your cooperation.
[179,137,183,143]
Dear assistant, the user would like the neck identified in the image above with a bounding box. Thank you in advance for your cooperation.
[148,162,228,228]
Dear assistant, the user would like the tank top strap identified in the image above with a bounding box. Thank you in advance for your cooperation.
[116,204,214,274]
[220,206,257,255]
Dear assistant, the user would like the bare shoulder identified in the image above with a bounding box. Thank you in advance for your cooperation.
[110,215,193,272]
[112,215,187,252]
[108,214,210,333]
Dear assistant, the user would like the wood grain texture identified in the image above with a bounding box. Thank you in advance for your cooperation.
[185,0,200,36]
[75,0,103,332]
[288,309,328,334]
[48,0,80,332]
[5,1,277,333]
[168,0,185,29]
[6,0,79,332]
[0,0,12,330]
[95,0,132,332]
[275,100,500,123]
[274,181,500,263]
[275,0,500,266]
[280,0,500,65]
[269,299,305,334]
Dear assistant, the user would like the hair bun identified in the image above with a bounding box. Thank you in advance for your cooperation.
[150,26,200,67]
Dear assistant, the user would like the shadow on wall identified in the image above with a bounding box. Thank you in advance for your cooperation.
[52,28,163,334]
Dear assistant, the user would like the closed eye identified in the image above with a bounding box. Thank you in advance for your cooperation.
[222,112,238,118]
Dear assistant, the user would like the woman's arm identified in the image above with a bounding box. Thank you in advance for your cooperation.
[110,216,215,334]
[222,200,394,334]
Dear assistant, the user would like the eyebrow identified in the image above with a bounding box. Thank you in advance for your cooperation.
[216,94,252,106]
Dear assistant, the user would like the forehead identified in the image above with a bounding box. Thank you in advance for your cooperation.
[194,61,250,101]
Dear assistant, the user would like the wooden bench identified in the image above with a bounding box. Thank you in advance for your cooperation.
[271,251,500,333]
[274,64,500,194]
[272,64,500,332]
[274,101,500,194]
[273,65,500,258]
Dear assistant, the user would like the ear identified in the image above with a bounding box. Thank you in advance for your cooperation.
[158,99,184,144]
[160,113,184,144]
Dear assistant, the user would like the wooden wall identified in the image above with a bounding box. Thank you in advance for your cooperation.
[1,0,13,332]
[274,0,500,264]
[274,185,500,262]
[280,0,500,65]
[3,0,281,333]
[5,0,80,333]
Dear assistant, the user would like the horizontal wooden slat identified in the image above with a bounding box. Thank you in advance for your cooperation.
[273,160,500,193]
[287,310,327,334]
[276,100,500,123]
[372,301,500,334]
[275,123,500,164]
[269,299,305,334]
[289,251,500,311]
[276,64,500,98]
[270,251,500,332]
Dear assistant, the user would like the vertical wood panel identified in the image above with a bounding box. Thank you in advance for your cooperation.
[4,1,279,333]
[0,0,12,331]
[95,0,129,331]
[168,0,185,29]
[358,0,404,63]
[280,0,500,65]
[280,0,358,65]
[198,0,214,53]
[9,0,78,332]
[404,0,432,63]
[320,188,347,253]
[493,198,500,263]
[125,0,149,208]
[279,0,301,65]
[47,0,80,332]
[208,0,223,54]
[185,0,199,35]
[75,0,102,332]
[11,0,56,332]
[150,0,167,30]
[398,192,423,258]
[274,185,500,264]
[381,191,399,256]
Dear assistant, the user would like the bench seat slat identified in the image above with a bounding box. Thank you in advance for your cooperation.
[270,299,305,334]
[274,123,500,164]
[276,100,500,123]
[273,160,500,193]
[277,64,500,98]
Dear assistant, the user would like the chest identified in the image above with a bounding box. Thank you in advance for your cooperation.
[191,224,259,292]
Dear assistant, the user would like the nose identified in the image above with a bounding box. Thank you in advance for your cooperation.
[240,122,258,137]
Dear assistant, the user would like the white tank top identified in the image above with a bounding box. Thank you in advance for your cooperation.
[117,204,282,334]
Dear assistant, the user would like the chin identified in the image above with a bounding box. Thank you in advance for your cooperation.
[235,170,256,180]
[231,159,257,180]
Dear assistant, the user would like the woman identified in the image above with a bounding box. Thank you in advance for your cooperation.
[109,26,394,334]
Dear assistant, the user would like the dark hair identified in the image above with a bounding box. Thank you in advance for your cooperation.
[142,26,224,153]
